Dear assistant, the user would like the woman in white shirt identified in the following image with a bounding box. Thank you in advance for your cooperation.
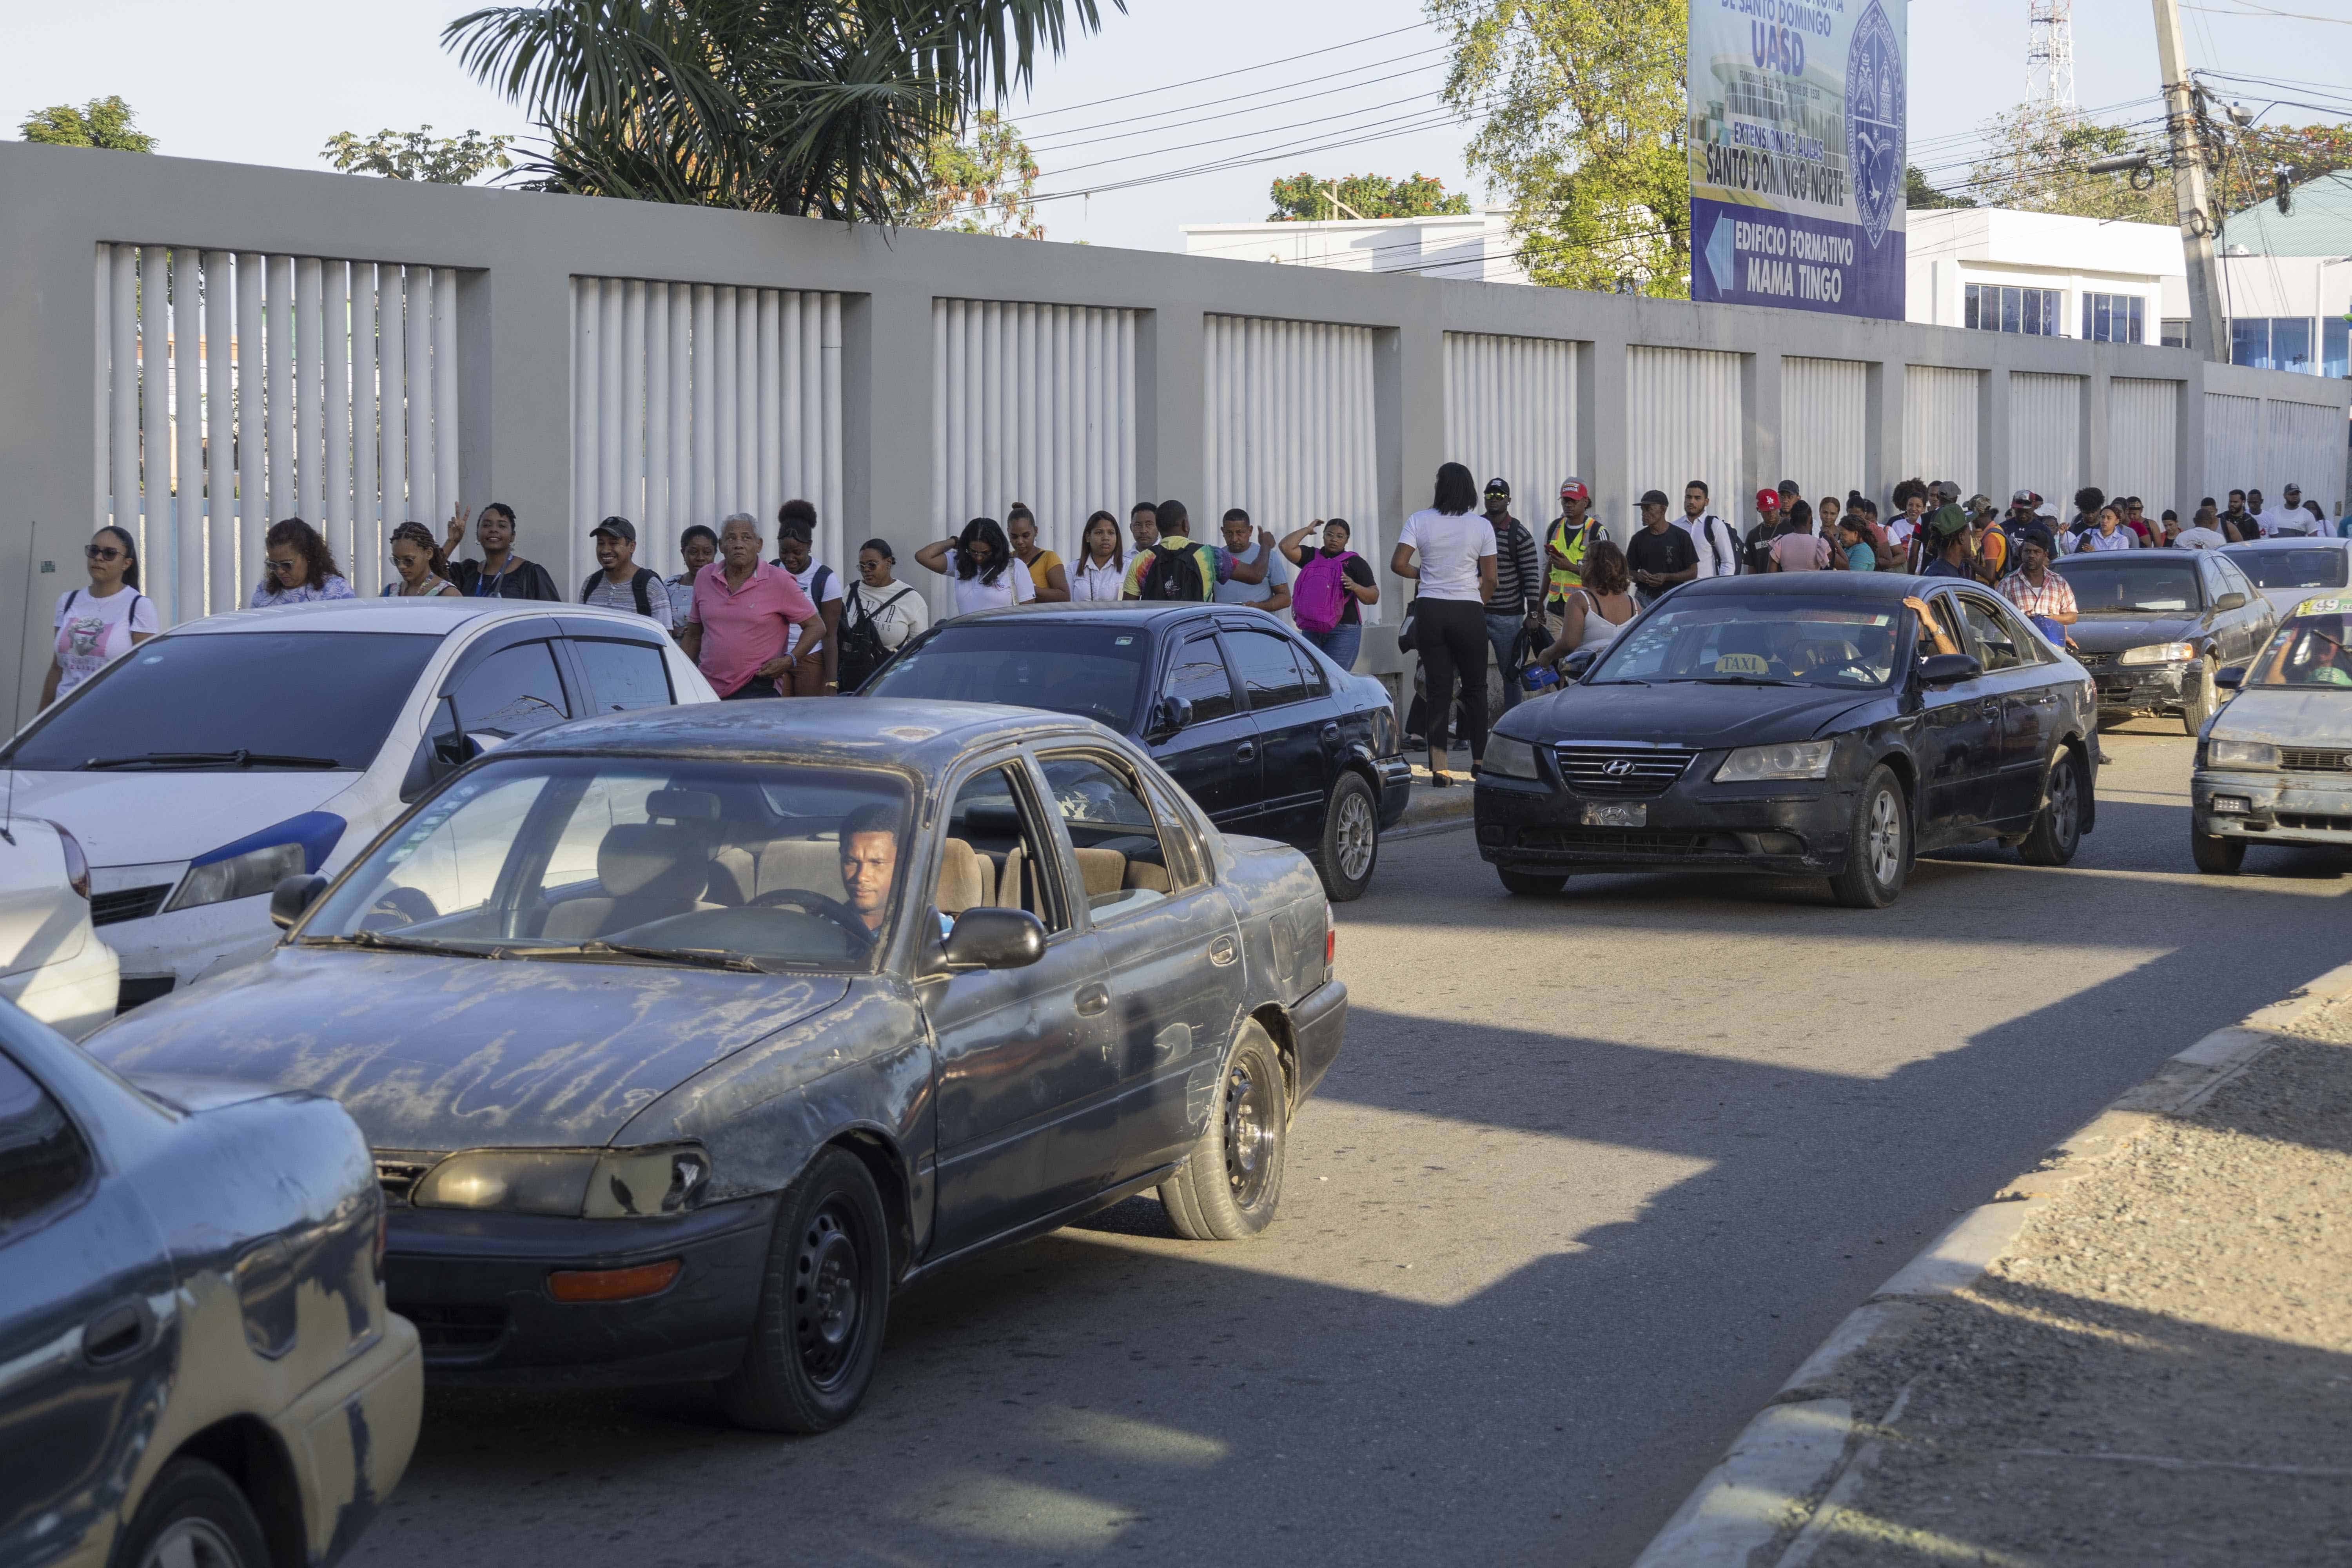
[840,538,932,689]
[40,526,157,707]
[1067,512,1127,603]
[2078,506,2136,552]
[914,517,1038,617]
[1392,463,1499,786]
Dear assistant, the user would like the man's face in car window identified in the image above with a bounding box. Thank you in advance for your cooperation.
[840,831,897,931]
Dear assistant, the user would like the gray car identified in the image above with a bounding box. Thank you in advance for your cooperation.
[2054,549,2277,734]
[2219,536,2352,621]
[83,700,1346,1433]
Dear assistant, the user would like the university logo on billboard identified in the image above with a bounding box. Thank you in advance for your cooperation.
[1688,0,1907,321]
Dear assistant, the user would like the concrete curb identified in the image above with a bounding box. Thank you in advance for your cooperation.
[1629,955,2352,1568]
[1390,787,1475,841]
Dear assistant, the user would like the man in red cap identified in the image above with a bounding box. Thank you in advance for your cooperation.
[1543,476,1604,617]
[1742,488,1783,575]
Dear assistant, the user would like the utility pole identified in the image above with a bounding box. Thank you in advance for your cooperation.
[2151,0,2227,361]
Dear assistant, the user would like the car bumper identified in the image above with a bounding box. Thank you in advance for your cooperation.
[0,930,120,1040]
[383,1194,780,1386]
[2194,769,2352,846]
[1288,978,1347,1103]
[100,892,279,1009]
[274,1314,423,1567]
[1373,756,1413,828]
[2089,662,2188,713]
[1473,771,1855,875]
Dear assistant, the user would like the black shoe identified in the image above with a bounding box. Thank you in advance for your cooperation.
[2096,750,2114,765]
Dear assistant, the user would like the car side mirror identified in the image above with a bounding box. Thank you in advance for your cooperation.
[1916,652,1982,686]
[940,907,1047,971]
[269,873,329,931]
[1561,646,1601,680]
[2216,665,2244,689]
[1151,695,1193,739]
[2214,591,2247,611]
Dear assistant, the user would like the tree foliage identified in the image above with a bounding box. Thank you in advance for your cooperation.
[1427,0,1688,296]
[1904,165,1973,210]
[1265,171,1471,222]
[443,0,1115,222]
[1964,106,2171,223]
[321,126,516,183]
[893,111,1044,236]
[18,95,155,152]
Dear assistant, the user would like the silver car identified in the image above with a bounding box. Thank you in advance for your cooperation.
[2219,536,2352,620]
[2189,593,2352,873]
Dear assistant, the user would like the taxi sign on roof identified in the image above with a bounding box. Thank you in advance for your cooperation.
[2290,595,2352,617]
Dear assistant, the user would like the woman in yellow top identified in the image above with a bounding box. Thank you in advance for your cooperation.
[1007,505,1069,603]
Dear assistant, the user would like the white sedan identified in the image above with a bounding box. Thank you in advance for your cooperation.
[0,815,116,1038]
[2219,537,2352,620]
[0,599,714,1009]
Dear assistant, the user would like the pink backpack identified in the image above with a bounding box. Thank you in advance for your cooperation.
[1293,550,1357,634]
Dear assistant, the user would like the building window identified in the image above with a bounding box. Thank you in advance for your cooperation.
[2325,316,2348,380]
[2230,317,2317,373]
[2161,318,2190,349]
[1965,283,2062,336]
[2082,292,2145,344]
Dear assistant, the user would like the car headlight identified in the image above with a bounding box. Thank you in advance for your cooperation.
[409,1144,712,1218]
[165,811,347,914]
[1713,740,1835,782]
[2205,737,2278,769]
[2119,641,2194,666]
[1482,733,1540,779]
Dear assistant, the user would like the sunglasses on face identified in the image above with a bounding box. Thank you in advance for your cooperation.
[269,558,302,574]
[85,545,125,562]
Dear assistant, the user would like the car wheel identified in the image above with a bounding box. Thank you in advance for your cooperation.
[1829,764,1909,909]
[2191,828,2246,875]
[2018,750,2085,866]
[1160,1019,1287,1241]
[1315,771,1380,902]
[119,1460,270,1568]
[2180,656,2218,736]
[1497,867,1568,896]
[721,1147,891,1433]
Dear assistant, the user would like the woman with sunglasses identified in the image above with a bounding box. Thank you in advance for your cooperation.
[40,526,156,708]
[248,518,356,607]
[380,521,462,597]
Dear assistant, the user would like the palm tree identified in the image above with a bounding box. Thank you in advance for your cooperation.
[444,0,1117,221]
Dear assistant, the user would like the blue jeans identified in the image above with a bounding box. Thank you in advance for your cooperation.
[1486,612,1533,711]
[1302,622,1362,671]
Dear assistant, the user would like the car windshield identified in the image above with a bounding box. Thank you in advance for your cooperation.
[2247,610,2352,691]
[301,757,914,971]
[1587,597,1905,688]
[862,622,1151,730]
[2229,548,2349,592]
[2053,557,2204,613]
[1,631,439,771]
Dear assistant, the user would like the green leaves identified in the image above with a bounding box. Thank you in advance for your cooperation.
[18,95,155,152]
[1266,172,1472,222]
[321,127,516,184]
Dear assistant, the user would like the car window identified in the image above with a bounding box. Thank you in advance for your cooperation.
[1911,595,1963,657]
[1137,769,1209,891]
[0,1048,93,1236]
[573,639,673,712]
[860,623,1149,731]
[2232,549,2348,592]
[1036,752,1178,920]
[1163,634,1239,722]
[452,642,572,741]
[1291,639,1331,699]
[941,765,1069,934]
[1592,596,1902,687]
[1225,628,1314,711]
[1955,597,2025,672]
[0,630,439,771]
[2053,557,2203,612]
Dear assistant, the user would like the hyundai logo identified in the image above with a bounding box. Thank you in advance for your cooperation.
[1602,759,1637,778]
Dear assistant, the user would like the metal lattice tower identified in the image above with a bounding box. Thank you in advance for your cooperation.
[2027,0,2077,111]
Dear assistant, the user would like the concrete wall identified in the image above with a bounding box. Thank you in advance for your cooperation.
[3,139,2346,718]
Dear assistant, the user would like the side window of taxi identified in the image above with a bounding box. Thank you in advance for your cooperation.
[1036,752,1181,919]
[1955,596,2024,672]
[0,1049,92,1236]
[939,765,1069,934]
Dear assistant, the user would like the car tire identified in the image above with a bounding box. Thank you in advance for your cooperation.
[1160,1019,1287,1241]
[2018,749,2085,867]
[118,1459,270,1568]
[1497,867,1568,896]
[1315,771,1381,902]
[1829,764,1909,909]
[2191,828,2246,875]
[721,1147,892,1434]
[2180,656,2218,736]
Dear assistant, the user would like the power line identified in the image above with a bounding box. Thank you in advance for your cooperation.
[1030,84,1468,177]
[1021,46,1450,147]
[1014,21,1439,119]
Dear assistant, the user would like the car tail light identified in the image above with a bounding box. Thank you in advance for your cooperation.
[547,1259,682,1303]
[46,822,90,900]
[1326,911,1336,969]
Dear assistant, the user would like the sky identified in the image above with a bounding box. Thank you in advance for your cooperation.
[2,0,2345,257]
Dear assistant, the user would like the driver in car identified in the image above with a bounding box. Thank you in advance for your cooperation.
[837,803,903,939]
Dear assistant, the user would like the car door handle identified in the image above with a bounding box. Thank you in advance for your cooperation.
[1233,741,1257,763]
[1074,982,1109,1017]
[83,1301,151,1367]
[1208,935,1238,967]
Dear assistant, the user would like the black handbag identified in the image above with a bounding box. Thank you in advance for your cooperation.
[1396,593,1419,653]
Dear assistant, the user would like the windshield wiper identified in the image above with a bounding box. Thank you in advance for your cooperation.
[515,940,770,973]
[81,750,343,771]
[298,929,505,958]
[1690,675,1805,687]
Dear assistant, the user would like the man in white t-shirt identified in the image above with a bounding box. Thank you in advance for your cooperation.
[579,518,675,631]
[1676,480,1744,577]
[2258,483,2314,537]
[2175,506,2227,550]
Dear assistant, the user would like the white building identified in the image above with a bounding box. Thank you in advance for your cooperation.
[1906,207,2181,345]
[1180,205,1530,285]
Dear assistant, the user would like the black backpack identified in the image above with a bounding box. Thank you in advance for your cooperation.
[580,566,659,617]
[1136,540,1208,601]
[837,586,916,690]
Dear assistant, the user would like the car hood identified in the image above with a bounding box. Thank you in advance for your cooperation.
[2,770,361,867]
[83,946,849,1151]
[1498,681,1881,746]
[2209,688,2352,746]
[2065,614,2202,653]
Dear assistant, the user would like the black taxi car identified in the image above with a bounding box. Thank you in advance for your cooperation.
[1474,574,2098,907]
[858,604,1412,901]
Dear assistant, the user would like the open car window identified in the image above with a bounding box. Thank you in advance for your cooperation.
[2249,610,2352,690]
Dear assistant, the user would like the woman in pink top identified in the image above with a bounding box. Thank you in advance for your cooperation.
[1768,501,1831,572]
[679,513,818,699]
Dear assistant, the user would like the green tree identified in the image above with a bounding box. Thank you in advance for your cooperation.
[1904,165,1973,210]
[1426,0,1688,296]
[322,125,516,183]
[1964,105,2171,223]
[444,0,1118,222]
[18,95,155,152]
[895,111,1043,237]
[1266,171,1472,222]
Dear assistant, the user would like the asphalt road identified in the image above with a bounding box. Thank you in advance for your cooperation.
[350,719,2352,1568]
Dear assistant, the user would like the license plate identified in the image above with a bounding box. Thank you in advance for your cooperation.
[1581,802,1646,828]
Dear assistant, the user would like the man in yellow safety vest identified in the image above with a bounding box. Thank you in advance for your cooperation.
[1544,477,1606,615]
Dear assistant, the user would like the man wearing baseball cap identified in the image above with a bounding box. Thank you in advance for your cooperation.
[581,515,674,630]
[1543,477,1604,614]
[2261,483,2313,537]
[1481,478,1546,710]
[1742,487,1783,575]
[1627,488,1698,604]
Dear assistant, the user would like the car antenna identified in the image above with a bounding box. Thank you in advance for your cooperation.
[0,517,35,846]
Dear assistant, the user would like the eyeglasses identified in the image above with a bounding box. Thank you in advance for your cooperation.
[85,545,124,561]
[268,558,302,574]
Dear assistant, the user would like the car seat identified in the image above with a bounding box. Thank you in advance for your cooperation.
[541,822,720,940]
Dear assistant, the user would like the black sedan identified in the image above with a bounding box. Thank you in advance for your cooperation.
[1475,575,2098,907]
[2054,548,2275,734]
[860,604,1412,900]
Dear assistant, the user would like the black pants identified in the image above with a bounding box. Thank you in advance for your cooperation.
[1414,598,1489,762]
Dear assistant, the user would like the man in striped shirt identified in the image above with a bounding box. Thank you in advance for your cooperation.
[1481,478,1547,711]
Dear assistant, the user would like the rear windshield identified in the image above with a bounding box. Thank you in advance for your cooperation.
[2230,548,2349,593]
[2053,557,2204,613]
[861,622,1151,731]
[2,631,439,772]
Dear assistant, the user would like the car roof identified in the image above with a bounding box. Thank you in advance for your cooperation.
[940,602,1220,628]
[2052,552,2198,568]
[501,697,1109,773]
[161,600,644,637]
[1673,573,1929,603]
[2222,537,2349,551]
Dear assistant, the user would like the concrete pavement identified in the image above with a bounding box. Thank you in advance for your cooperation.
[348,719,2352,1567]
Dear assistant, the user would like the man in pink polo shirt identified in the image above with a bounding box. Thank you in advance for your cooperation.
[678,512,818,699]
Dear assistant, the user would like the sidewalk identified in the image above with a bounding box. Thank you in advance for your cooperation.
[1394,766,1474,838]
[1638,967,2352,1568]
